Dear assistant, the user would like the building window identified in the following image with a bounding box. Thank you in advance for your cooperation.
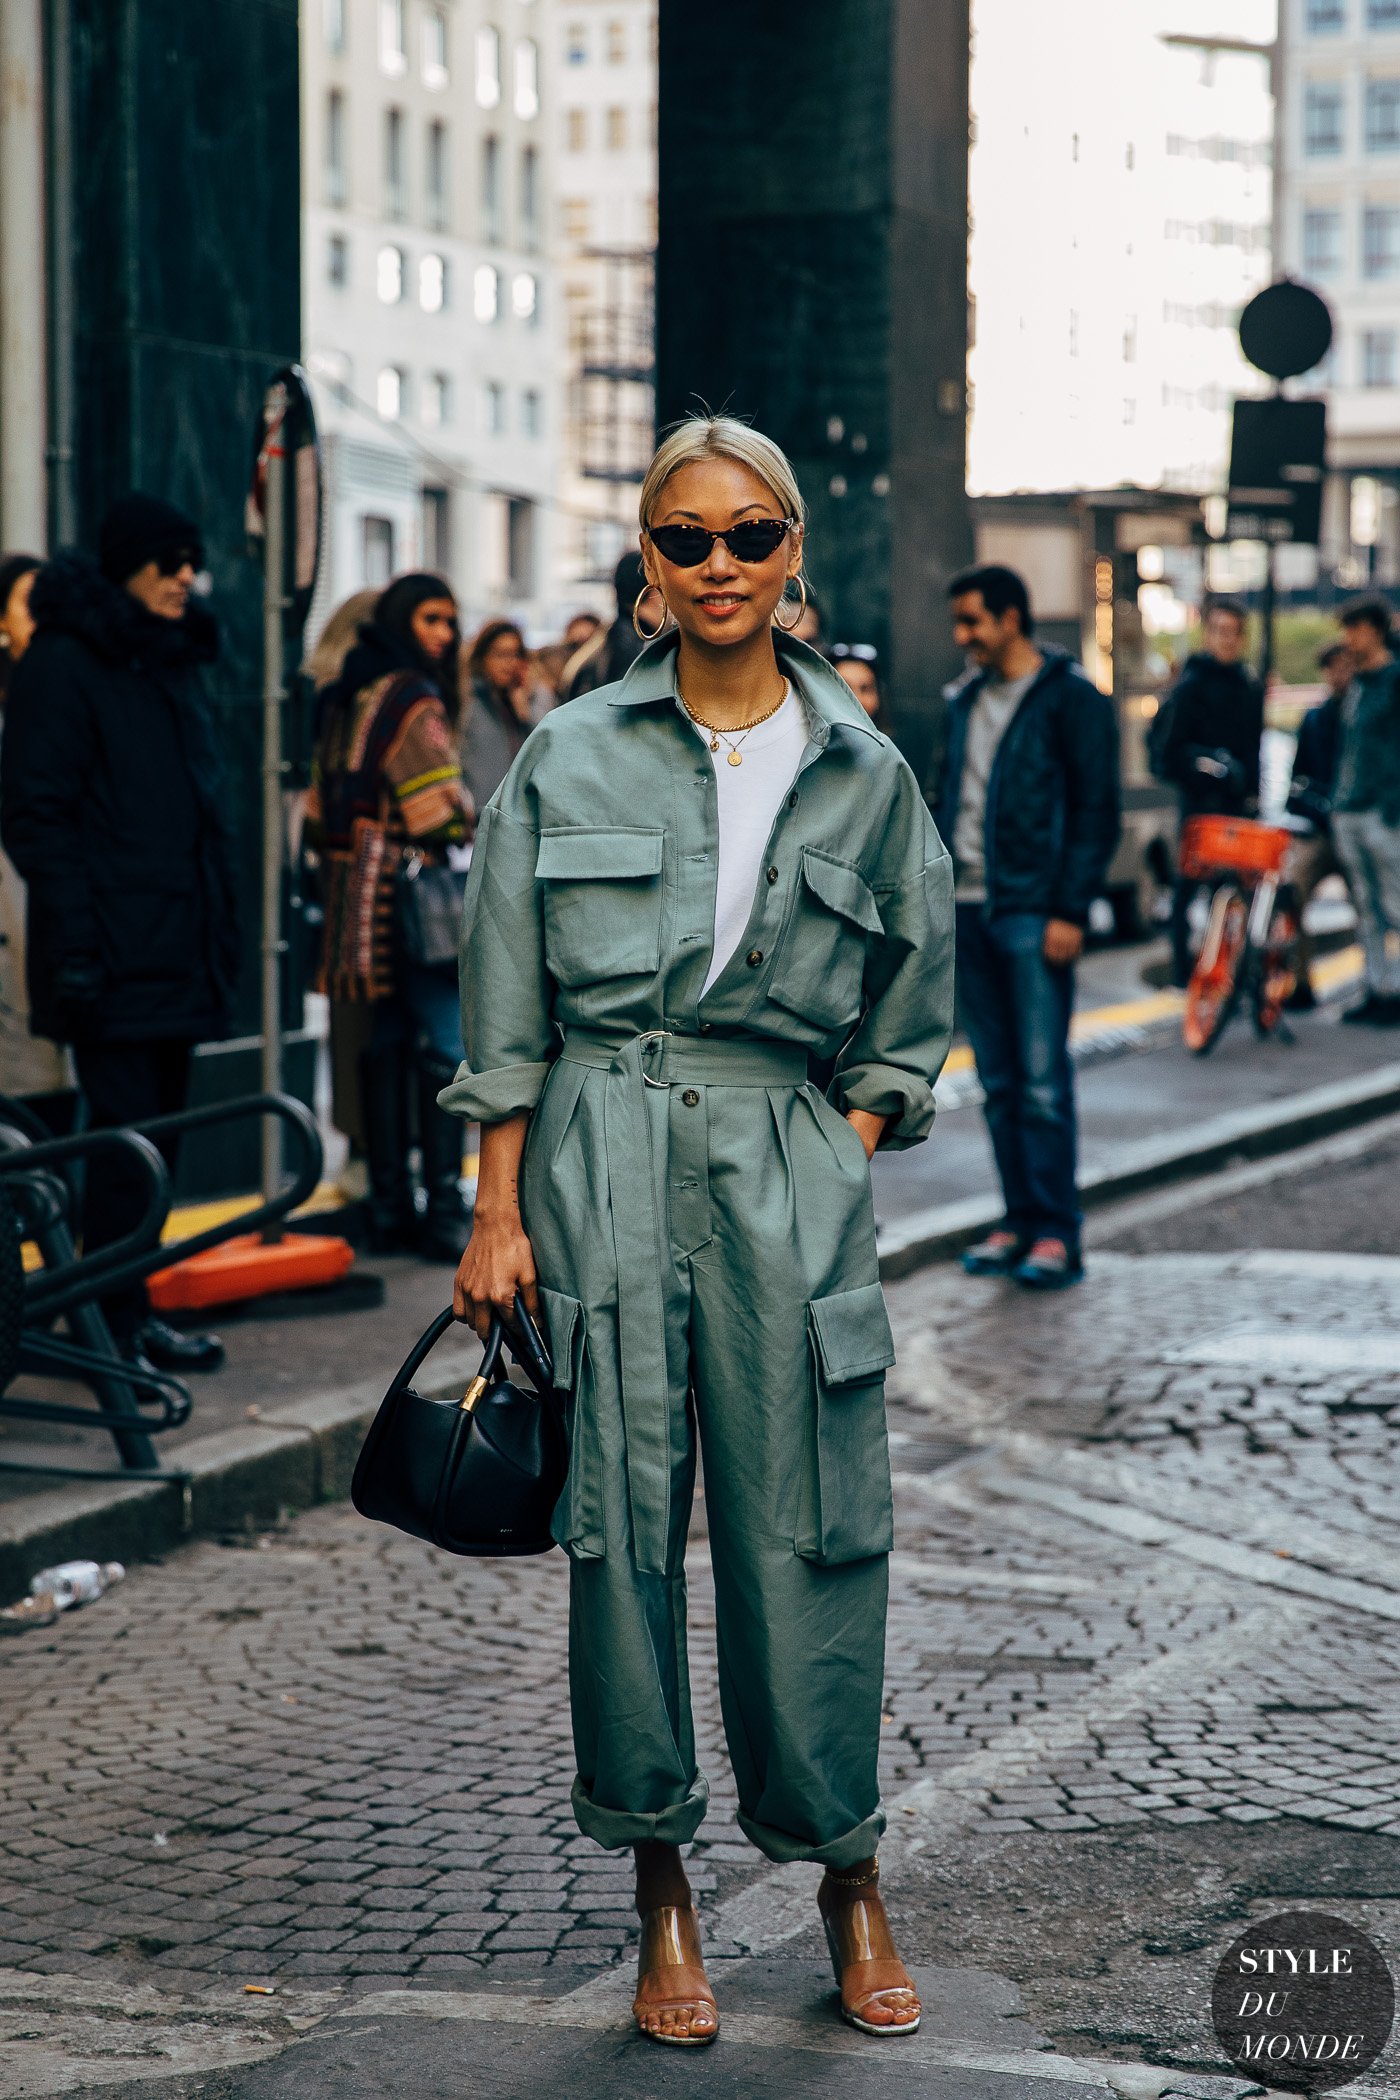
[379,0,406,74]
[423,5,449,87]
[1369,0,1400,25]
[325,89,347,205]
[562,197,590,242]
[474,263,501,323]
[606,106,627,150]
[476,25,502,107]
[1304,82,1345,155]
[567,107,586,151]
[606,17,626,61]
[420,253,447,312]
[423,376,453,430]
[484,380,507,434]
[1363,327,1398,382]
[384,106,406,217]
[363,515,395,585]
[376,366,404,420]
[566,20,587,63]
[481,135,502,242]
[426,120,448,231]
[1307,0,1345,23]
[422,486,450,569]
[327,232,349,287]
[1303,206,1342,274]
[521,145,540,246]
[1364,202,1400,274]
[376,243,404,303]
[507,497,537,599]
[324,0,346,55]
[522,388,543,439]
[512,270,538,322]
[515,39,540,119]
[1368,78,1400,149]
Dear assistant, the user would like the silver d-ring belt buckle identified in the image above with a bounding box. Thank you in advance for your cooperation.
[636,1030,673,1089]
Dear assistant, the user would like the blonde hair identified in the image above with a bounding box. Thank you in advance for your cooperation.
[639,415,806,534]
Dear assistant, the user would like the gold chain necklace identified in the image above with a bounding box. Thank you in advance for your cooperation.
[679,683,788,767]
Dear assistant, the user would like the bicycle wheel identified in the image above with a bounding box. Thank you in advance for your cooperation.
[1183,882,1248,1055]
[1254,888,1301,1036]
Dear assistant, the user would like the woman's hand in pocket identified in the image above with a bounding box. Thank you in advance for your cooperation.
[845,1109,887,1161]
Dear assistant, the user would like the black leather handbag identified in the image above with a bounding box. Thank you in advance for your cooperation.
[395,850,468,971]
[351,1297,568,1556]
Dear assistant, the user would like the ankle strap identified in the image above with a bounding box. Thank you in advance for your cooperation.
[825,1863,880,1889]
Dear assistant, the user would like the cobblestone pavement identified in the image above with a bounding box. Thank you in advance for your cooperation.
[5,1211,1400,2093]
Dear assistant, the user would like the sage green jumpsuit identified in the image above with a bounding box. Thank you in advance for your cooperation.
[442,632,954,1869]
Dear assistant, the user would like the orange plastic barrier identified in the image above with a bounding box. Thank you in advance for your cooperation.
[147,1231,355,1312]
[1179,815,1292,883]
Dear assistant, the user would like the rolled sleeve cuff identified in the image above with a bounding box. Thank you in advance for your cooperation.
[437,1059,554,1124]
[832,1064,936,1151]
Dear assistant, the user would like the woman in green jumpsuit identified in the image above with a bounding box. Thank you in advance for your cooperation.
[445,417,954,2046]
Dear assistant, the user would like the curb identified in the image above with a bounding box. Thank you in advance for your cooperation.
[0,1348,479,1605]
[876,1058,1400,1280]
[8,1060,1400,1600]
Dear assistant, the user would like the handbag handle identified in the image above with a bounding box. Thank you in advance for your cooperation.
[388,1295,555,1405]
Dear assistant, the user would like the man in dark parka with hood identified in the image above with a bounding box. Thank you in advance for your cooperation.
[0,493,241,1375]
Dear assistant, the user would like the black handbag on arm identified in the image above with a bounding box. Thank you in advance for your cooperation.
[394,849,469,971]
[351,1296,568,1556]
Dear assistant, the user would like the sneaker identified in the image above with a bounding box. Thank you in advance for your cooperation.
[1342,993,1400,1026]
[1013,1238,1085,1291]
[962,1231,1027,1277]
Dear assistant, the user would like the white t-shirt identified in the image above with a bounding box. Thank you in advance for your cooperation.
[686,684,808,996]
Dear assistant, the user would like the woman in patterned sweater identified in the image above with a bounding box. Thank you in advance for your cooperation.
[307,573,474,1260]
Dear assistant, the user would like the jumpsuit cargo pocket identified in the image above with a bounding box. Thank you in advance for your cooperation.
[768,848,883,1034]
[536,826,664,987]
[797,1280,896,1566]
[539,1287,605,1560]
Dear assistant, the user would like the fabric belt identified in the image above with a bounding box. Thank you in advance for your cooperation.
[557,1027,811,1573]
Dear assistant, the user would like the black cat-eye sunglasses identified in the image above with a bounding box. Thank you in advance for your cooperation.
[645,518,795,568]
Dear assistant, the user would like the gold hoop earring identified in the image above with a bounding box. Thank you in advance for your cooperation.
[632,586,668,642]
[775,574,809,633]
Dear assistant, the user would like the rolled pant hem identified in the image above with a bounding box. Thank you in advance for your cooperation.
[735,1803,887,1870]
[571,1774,709,1851]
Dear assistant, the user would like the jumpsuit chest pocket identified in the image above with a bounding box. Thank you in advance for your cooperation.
[768,848,882,1034]
[798,1280,896,1566]
[536,826,664,988]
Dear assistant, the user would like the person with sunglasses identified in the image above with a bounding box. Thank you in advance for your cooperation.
[1,494,241,1383]
[443,415,953,2048]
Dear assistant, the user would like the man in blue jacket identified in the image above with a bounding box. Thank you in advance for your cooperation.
[933,565,1120,1289]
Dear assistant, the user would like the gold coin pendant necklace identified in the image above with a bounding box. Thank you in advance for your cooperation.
[681,681,788,767]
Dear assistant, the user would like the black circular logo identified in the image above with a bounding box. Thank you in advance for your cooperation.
[1212,1911,1394,2091]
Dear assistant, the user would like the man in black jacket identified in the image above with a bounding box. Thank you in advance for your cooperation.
[933,564,1120,1290]
[1,494,240,1375]
[1284,640,1352,1010]
[1158,598,1265,986]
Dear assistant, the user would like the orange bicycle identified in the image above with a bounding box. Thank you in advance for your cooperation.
[1180,816,1301,1056]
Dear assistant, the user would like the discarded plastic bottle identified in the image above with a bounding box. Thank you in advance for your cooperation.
[28,1561,125,1612]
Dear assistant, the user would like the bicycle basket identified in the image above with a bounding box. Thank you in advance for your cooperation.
[1179,816,1292,883]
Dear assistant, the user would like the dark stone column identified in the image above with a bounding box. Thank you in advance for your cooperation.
[49,0,301,1182]
[655,0,971,777]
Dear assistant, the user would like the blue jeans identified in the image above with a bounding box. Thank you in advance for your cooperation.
[369,962,464,1070]
[955,906,1080,1248]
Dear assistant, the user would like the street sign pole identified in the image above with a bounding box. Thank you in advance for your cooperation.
[260,424,286,1222]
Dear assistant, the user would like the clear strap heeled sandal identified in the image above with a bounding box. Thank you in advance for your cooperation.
[819,1866,922,2036]
[632,1904,719,2047]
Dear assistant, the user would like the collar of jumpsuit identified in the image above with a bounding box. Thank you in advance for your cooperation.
[607,625,884,748]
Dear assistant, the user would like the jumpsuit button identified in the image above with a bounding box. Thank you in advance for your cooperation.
[766,865,779,884]
[746,948,764,968]
[681,1088,700,1107]
[699,1022,711,1033]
